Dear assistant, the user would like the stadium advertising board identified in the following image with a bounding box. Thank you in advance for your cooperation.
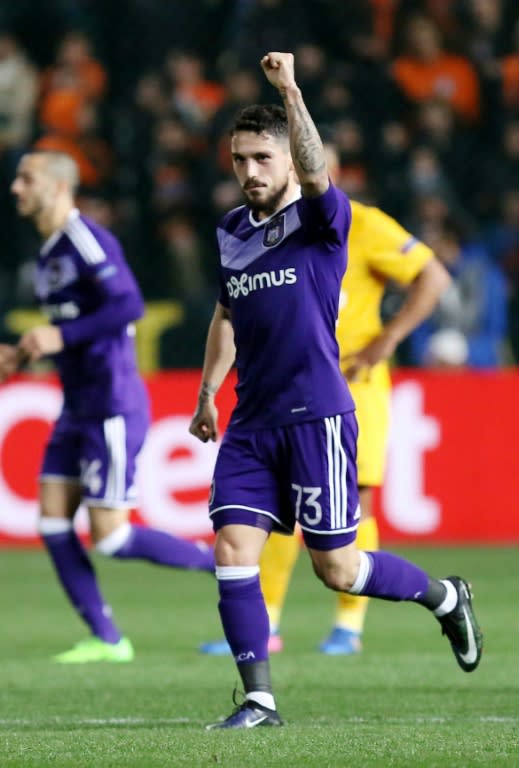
[0,370,518,545]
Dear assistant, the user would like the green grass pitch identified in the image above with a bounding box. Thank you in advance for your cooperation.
[0,546,517,767]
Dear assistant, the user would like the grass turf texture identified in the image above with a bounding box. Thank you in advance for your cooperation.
[0,546,517,767]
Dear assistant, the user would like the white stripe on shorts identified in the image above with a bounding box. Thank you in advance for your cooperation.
[103,416,127,503]
[325,415,348,531]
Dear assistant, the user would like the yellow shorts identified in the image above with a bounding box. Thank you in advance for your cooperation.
[349,372,391,488]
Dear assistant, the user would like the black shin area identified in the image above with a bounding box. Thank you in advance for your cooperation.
[238,660,272,694]
[417,578,448,610]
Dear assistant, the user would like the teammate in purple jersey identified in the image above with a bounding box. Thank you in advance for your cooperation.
[189,52,483,729]
[0,150,214,663]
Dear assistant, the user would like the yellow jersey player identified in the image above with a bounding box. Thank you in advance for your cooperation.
[200,144,451,656]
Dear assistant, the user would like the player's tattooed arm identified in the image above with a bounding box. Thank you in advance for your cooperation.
[285,100,326,177]
[261,51,328,197]
[284,93,328,196]
[199,380,218,404]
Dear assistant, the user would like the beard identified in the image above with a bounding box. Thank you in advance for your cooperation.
[245,180,289,217]
[16,197,44,220]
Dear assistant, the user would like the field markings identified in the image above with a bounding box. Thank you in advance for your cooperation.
[0,717,194,727]
[0,715,518,728]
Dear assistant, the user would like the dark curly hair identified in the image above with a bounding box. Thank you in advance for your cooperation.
[230,104,288,139]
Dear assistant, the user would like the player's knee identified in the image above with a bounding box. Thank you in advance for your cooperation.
[214,526,266,567]
[312,553,360,592]
[94,521,132,554]
[89,507,131,548]
[39,496,53,518]
[39,495,70,519]
[215,536,254,567]
[316,566,358,592]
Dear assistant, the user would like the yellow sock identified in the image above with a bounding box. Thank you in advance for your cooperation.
[260,532,300,631]
[335,517,379,634]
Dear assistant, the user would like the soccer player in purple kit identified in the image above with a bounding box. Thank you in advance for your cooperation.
[3,150,215,663]
[189,52,483,729]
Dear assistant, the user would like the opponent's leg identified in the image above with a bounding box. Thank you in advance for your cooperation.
[320,488,377,654]
[260,531,300,638]
[320,376,389,654]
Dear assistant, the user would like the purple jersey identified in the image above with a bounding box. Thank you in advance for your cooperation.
[34,208,148,418]
[217,184,354,429]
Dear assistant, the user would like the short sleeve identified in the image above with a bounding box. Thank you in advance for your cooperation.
[362,206,434,285]
[66,216,141,301]
[296,183,351,248]
[218,269,230,308]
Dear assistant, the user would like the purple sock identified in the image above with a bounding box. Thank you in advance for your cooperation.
[356,550,429,601]
[218,574,270,662]
[42,531,121,643]
[111,525,215,572]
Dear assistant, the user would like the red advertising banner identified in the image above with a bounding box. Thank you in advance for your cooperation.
[0,370,518,546]
[378,370,519,543]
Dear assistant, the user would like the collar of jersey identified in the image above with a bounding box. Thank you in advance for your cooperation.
[248,189,302,228]
[40,207,80,255]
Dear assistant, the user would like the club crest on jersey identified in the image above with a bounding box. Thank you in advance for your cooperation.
[35,255,79,299]
[263,214,285,248]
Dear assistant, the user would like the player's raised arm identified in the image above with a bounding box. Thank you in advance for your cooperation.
[261,52,328,198]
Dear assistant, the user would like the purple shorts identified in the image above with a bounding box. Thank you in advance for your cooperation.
[209,412,360,550]
[41,409,149,508]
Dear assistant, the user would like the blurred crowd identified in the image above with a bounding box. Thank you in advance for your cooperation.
[0,0,518,368]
